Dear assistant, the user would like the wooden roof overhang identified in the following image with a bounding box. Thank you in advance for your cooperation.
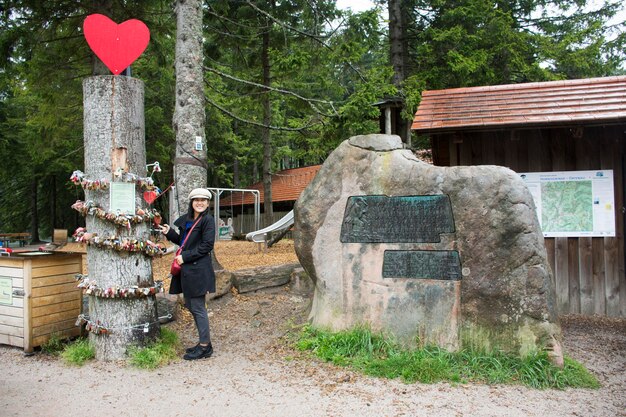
[411,76,626,134]
[219,165,321,207]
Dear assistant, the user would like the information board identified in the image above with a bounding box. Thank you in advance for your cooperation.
[519,170,615,237]
[109,182,136,214]
[0,277,12,305]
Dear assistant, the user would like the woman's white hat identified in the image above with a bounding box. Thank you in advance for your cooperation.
[188,188,212,200]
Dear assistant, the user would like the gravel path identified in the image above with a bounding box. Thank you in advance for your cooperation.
[1,288,624,417]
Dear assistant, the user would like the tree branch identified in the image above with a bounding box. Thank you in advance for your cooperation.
[245,0,367,82]
[205,95,322,132]
[204,66,339,117]
[246,0,330,42]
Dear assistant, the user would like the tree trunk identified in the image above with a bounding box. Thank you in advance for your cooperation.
[389,0,406,87]
[50,175,57,231]
[83,76,158,360]
[388,0,411,146]
[261,28,273,226]
[172,0,223,270]
[253,161,259,183]
[29,178,41,243]
[267,225,290,248]
[233,158,240,188]
[172,0,207,220]
[233,121,240,188]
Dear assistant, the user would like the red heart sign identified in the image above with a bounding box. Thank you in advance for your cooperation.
[143,191,158,205]
[83,14,150,75]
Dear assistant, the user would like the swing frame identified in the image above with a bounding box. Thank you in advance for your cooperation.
[207,187,260,239]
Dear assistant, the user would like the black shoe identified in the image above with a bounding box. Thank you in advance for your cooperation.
[183,343,213,360]
[185,344,200,354]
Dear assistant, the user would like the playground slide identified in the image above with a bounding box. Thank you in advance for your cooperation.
[245,210,294,243]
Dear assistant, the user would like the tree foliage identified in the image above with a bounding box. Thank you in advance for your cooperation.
[0,0,176,236]
[0,0,623,236]
[402,0,625,88]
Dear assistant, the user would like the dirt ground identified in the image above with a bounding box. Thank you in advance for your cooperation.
[1,240,624,417]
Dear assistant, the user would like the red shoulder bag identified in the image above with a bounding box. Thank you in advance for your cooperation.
[170,217,202,277]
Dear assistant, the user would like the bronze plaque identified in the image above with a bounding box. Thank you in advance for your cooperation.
[340,195,454,243]
[382,250,462,280]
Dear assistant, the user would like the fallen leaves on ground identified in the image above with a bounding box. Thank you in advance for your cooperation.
[213,239,299,270]
[152,239,299,286]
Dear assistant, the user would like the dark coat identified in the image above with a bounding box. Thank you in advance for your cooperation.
[165,213,216,297]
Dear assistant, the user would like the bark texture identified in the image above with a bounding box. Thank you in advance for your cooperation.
[172,0,224,270]
[388,0,412,146]
[261,27,274,225]
[172,0,207,219]
[30,178,41,243]
[83,76,159,360]
[388,0,406,87]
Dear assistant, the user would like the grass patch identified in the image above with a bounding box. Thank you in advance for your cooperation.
[41,334,66,355]
[128,328,180,369]
[295,325,599,389]
[61,338,95,366]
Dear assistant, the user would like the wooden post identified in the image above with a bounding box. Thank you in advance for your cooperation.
[83,76,158,360]
[385,107,392,134]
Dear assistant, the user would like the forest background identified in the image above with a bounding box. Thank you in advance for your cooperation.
[0,0,624,241]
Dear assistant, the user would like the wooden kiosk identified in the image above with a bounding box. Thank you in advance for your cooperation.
[0,252,82,352]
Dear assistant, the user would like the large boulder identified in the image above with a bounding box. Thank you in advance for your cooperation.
[294,134,562,363]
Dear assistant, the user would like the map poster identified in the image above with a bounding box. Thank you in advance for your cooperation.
[519,170,616,237]
[109,182,136,214]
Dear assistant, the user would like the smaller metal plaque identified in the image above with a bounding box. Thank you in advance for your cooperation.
[383,250,462,280]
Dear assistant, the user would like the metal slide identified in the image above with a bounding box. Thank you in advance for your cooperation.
[245,210,294,243]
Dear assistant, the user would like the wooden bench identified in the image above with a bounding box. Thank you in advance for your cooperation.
[0,233,31,248]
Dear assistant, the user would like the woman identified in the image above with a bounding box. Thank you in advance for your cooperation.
[159,188,216,360]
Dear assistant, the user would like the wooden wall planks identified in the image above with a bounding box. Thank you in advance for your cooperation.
[0,253,82,352]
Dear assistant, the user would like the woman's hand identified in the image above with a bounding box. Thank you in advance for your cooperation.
[159,224,170,234]
[175,254,184,265]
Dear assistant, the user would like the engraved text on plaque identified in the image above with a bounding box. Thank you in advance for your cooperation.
[340,195,455,243]
[382,250,462,280]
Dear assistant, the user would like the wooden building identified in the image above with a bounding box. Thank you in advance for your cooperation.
[221,165,321,212]
[412,76,626,318]
[218,165,321,234]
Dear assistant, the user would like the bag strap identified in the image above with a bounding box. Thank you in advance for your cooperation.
[180,216,203,249]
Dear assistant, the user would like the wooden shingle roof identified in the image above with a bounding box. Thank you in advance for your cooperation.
[412,76,626,133]
[219,165,321,206]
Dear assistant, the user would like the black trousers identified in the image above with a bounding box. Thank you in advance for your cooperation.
[185,295,211,345]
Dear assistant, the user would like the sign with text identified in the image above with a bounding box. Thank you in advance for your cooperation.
[0,277,12,305]
[519,170,615,237]
[382,250,462,280]
[109,182,136,214]
[340,195,455,243]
